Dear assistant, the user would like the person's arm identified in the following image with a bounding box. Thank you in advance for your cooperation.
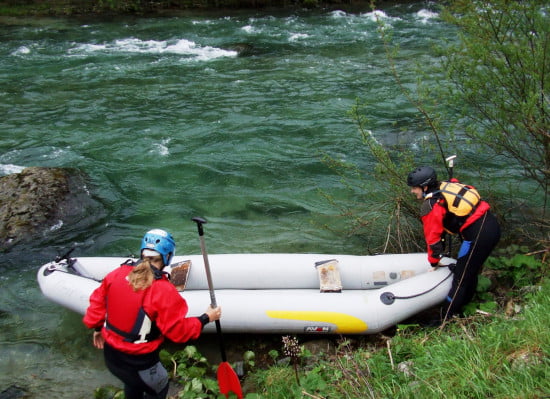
[421,200,447,265]
[147,281,219,343]
[83,279,108,330]
[83,278,109,349]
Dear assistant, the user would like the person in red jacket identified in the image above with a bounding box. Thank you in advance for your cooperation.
[83,229,221,399]
[407,166,501,322]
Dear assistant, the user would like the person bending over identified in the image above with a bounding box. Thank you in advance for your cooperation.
[407,166,500,321]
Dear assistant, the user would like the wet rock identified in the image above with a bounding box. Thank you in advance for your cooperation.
[0,385,28,399]
[0,167,87,251]
[227,42,258,57]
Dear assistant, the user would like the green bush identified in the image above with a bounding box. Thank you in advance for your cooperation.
[484,245,547,288]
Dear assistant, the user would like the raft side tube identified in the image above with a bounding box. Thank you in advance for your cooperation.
[65,253,433,290]
[183,268,452,334]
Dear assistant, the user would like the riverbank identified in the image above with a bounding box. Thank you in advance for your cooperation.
[0,0,413,17]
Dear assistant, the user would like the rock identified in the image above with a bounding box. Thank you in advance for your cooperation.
[507,348,543,370]
[302,339,336,357]
[0,167,79,251]
[0,385,28,399]
[227,43,258,57]
[397,360,414,377]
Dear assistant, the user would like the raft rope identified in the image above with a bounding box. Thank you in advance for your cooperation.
[43,258,101,282]
[380,270,454,305]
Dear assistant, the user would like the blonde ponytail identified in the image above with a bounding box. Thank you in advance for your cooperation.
[128,259,154,291]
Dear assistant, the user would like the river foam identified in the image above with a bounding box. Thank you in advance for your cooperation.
[70,37,238,61]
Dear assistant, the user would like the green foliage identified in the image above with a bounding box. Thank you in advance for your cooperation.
[93,385,124,399]
[485,245,547,288]
[322,0,549,255]
[95,0,147,13]
[0,0,368,16]
[267,349,279,364]
[160,345,222,399]
[440,0,550,214]
[243,350,256,369]
[320,101,425,254]
[319,2,457,254]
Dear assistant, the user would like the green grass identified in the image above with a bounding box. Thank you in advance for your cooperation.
[246,280,550,399]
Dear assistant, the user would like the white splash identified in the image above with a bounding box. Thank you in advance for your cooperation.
[416,9,439,23]
[289,33,309,41]
[0,164,25,176]
[73,43,107,52]
[330,10,348,18]
[152,138,171,156]
[11,46,31,56]
[361,10,402,22]
[70,38,237,61]
[241,25,256,33]
[49,220,64,231]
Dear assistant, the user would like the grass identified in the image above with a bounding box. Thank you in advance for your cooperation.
[245,280,550,399]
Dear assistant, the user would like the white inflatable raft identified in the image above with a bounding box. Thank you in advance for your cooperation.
[37,253,453,334]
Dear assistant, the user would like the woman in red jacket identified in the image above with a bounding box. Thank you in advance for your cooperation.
[83,229,221,399]
[407,166,500,322]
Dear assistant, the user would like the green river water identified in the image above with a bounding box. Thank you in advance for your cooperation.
[0,4,468,397]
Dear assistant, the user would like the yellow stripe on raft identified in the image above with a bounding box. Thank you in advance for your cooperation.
[266,311,368,334]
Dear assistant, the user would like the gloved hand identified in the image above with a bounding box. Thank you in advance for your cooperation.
[429,240,445,259]
[431,262,456,271]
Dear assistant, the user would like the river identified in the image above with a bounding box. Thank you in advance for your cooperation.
[1,4,461,397]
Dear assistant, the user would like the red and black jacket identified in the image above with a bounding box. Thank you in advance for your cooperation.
[421,181,490,266]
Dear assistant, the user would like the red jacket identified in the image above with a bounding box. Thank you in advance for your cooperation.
[421,189,490,265]
[83,264,203,355]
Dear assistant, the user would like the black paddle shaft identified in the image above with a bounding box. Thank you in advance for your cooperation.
[191,216,228,362]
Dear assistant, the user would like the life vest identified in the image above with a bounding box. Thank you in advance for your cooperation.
[106,308,161,344]
[104,261,164,344]
[433,181,481,217]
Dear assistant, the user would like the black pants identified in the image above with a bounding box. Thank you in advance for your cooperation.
[103,343,169,399]
[445,211,501,317]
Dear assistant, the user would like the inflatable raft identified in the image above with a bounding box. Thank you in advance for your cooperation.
[37,253,453,334]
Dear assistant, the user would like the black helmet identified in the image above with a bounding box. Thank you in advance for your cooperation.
[407,166,437,187]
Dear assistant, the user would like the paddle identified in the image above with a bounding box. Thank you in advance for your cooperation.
[192,216,243,399]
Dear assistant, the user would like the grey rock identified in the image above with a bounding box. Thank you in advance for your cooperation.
[0,167,77,251]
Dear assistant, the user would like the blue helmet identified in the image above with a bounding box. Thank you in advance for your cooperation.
[140,229,176,266]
